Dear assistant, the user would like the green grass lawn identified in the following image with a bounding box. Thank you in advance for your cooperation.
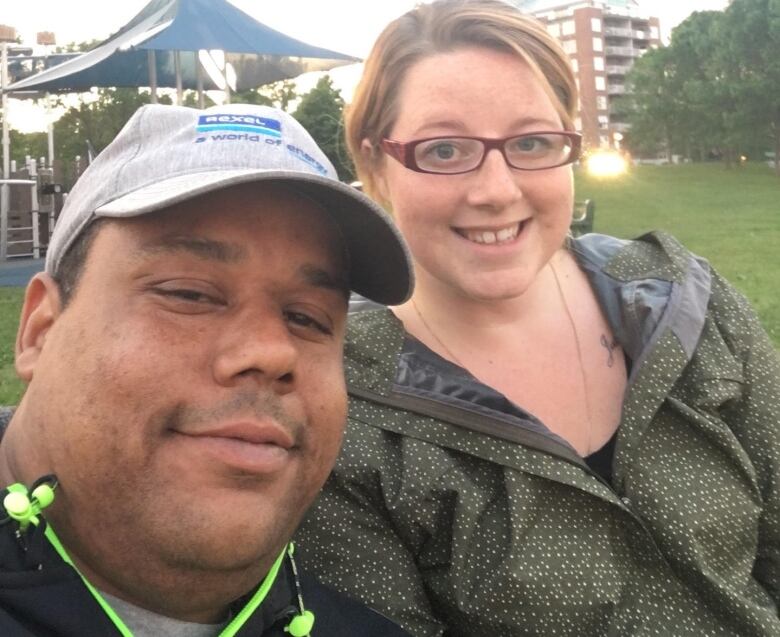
[575,162,779,348]
[0,288,25,405]
[0,162,776,405]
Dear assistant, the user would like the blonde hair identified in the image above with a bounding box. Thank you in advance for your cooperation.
[346,0,579,203]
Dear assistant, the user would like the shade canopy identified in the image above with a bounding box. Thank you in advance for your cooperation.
[4,0,358,93]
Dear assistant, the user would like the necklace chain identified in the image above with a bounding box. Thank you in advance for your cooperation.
[411,298,466,368]
[549,260,595,455]
[411,258,595,456]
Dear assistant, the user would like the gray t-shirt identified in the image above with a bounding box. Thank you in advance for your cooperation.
[102,592,229,637]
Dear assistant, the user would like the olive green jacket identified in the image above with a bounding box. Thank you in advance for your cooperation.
[297,233,780,636]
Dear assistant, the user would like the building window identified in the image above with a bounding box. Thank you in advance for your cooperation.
[594,56,604,71]
[571,58,579,73]
[597,96,608,110]
[563,40,577,54]
[547,23,561,38]
[650,26,659,40]
[593,37,603,52]
[600,135,610,148]
[562,20,575,36]
[598,115,609,128]
[574,117,582,131]
[595,76,606,91]
[591,18,602,32]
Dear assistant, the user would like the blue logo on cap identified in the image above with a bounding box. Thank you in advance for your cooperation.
[196,114,282,138]
[286,144,329,176]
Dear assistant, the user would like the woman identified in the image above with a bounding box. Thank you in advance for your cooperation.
[296,1,780,635]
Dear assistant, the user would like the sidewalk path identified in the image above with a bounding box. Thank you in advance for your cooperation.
[0,259,44,287]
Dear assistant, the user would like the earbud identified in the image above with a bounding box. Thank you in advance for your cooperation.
[3,490,33,521]
[31,483,55,509]
[284,542,315,637]
[2,476,58,531]
[286,609,315,637]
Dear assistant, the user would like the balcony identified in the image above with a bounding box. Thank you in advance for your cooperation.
[605,46,638,57]
[608,84,627,95]
[606,65,631,75]
[604,27,633,38]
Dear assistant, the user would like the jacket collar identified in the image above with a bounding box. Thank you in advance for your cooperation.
[344,232,714,493]
[346,231,713,388]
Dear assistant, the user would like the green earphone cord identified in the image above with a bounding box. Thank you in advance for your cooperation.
[43,522,289,637]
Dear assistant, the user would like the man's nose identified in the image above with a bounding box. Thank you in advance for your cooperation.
[212,309,297,393]
[466,148,523,211]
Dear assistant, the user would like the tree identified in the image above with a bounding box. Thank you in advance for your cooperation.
[718,0,780,174]
[669,11,740,163]
[0,108,48,168]
[625,1,780,174]
[267,80,298,112]
[231,89,275,107]
[53,88,171,187]
[55,40,101,53]
[233,80,297,111]
[293,76,354,181]
[182,91,216,109]
[8,130,48,168]
[624,46,688,159]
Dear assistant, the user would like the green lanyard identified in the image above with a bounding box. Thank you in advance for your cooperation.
[43,521,288,637]
[4,480,294,636]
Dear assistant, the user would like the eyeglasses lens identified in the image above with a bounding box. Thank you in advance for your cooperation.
[505,134,572,170]
[414,138,484,173]
[413,133,573,174]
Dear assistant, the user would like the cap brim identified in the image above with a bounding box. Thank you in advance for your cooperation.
[96,169,413,306]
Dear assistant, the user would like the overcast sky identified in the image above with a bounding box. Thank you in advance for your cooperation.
[4,0,730,55]
[3,0,729,132]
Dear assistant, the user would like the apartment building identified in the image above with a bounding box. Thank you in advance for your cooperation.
[513,0,661,149]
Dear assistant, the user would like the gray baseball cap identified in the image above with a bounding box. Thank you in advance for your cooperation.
[46,103,413,306]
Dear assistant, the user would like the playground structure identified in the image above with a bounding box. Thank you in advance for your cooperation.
[0,155,68,260]
[2,0,360,266]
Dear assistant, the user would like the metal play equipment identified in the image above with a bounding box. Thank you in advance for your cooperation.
[1,0,359,262]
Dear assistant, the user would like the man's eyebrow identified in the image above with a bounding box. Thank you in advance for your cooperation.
[299,264,350,302]
[139,235,248,262]
[138,236,349,300]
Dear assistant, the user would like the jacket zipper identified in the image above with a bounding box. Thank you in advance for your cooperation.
[348,385,611,483]
[349,384,675,568]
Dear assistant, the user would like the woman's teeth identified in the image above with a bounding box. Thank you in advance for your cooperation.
[462,223,521,244]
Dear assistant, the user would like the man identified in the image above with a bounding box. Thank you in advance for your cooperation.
[0,103,412,636]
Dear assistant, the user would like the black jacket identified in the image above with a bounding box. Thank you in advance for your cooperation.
[0,501,410,636]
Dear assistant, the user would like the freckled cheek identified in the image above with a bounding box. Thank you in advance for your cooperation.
[528,178,573,226]
[394,203,453,242]
[390,175,456,224]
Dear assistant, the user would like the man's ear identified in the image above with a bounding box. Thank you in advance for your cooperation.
[360,139,391,206]
[15,273,63,382]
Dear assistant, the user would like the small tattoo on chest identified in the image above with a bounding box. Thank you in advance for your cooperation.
[601,334,618,367]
